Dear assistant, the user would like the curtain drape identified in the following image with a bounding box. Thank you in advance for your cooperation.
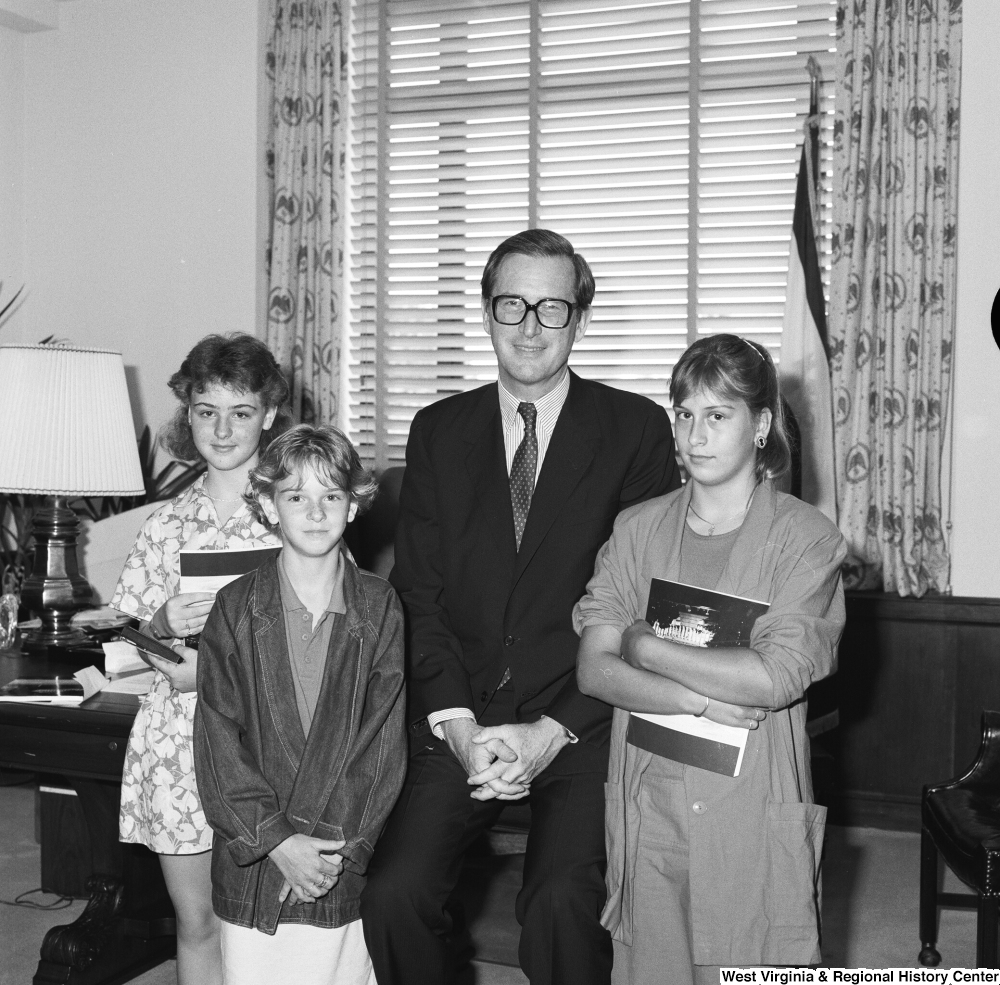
[265,0,346,425]
[829,0,961,596]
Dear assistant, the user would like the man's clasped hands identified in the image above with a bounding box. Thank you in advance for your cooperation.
[441,716,571,801]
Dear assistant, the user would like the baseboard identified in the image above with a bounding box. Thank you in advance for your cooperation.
[824,790,921,832]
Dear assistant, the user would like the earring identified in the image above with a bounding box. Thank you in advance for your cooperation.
[755,434,767,449]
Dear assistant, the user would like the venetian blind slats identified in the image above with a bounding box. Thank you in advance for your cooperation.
[694,0,834,350]
[349,0,835,465]
[537,4,690,407]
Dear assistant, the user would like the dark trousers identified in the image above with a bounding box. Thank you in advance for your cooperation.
[360,736,613,985]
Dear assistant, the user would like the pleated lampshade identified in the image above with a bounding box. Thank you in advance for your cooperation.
[0,345,144,496]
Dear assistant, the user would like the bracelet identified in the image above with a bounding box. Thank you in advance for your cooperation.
[695,696,710,718]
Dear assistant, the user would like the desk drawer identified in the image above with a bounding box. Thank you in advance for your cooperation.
[0,723,127,781]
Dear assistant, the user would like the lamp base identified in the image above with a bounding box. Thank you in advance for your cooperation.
[21,500,93,649]
[20,627,90,651]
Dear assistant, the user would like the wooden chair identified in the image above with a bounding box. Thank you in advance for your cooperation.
[919,709,1000,968]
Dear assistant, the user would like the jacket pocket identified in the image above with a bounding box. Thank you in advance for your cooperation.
[764,800,826,928]
[313,821,345,842]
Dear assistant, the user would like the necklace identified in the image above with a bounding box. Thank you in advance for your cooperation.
[206,491,244,503]
[687,485,758,537]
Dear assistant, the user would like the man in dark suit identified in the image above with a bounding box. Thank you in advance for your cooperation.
[360,229,680,985]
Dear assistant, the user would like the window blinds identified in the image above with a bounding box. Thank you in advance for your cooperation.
[349,0,836,467]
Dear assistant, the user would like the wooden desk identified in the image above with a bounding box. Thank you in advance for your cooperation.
[0,646,176,985]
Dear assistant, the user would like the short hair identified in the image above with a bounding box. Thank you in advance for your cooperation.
[160,333,293,463]
[480,229,596,309]
[245,424,378,532]
[670,334,792,485]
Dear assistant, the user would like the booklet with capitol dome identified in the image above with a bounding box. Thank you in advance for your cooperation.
[626,579,769,777]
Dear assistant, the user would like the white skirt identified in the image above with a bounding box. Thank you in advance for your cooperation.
[220,918,376,985]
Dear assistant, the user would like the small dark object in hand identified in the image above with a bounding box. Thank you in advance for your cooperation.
[119,625,184,665]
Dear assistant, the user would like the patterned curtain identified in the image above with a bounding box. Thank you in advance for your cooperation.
[829,0,961,596]
[265,0,346,425]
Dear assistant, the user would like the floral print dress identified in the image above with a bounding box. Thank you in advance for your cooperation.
[110,475,280,854]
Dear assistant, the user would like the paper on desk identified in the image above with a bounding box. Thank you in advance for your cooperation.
[103,640,149,675]
[103,669,156,695]
[73,665,109,700]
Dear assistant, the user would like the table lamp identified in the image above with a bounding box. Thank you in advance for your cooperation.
[0,344,145,648]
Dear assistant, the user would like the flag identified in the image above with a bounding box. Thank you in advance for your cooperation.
[779,80,837,524]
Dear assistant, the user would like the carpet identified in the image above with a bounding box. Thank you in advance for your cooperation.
[0,783,981,985]
[454,826,978,972]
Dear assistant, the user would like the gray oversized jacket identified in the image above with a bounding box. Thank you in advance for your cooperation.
[574,480,847,967]
[193,554,406,933]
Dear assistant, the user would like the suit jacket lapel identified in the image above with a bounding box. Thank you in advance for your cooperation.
[512,372,596,583]
[463,386,518,572]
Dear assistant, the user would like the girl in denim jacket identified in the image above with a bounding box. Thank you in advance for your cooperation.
[194,425,406,985]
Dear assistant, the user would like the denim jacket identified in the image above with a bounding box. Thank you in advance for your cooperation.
[193,554,406,933]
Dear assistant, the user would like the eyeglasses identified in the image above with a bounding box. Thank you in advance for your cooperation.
[490,295,576,330]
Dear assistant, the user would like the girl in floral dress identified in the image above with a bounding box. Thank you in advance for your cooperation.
[110,334,291,985]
